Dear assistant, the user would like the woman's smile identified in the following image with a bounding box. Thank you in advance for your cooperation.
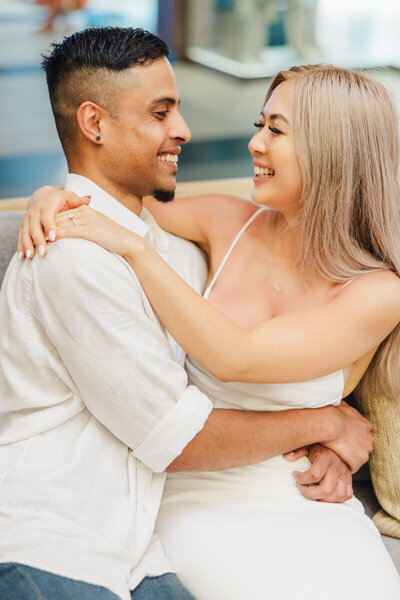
[253,162,275,185]
[249,81,302,217]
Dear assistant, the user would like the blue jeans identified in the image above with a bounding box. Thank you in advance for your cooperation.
[132,573,195,599]
[0,563,195,600]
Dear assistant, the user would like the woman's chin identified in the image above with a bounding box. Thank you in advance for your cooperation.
[250,188,300,218]
[250,186,272,208]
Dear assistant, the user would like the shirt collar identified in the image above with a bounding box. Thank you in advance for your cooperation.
[139,207,170,254]
[64,174,150,239]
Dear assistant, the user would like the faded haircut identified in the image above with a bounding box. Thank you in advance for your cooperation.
[42,27,169,154]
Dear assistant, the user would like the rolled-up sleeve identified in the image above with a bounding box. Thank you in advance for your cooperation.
[31,238,212,471]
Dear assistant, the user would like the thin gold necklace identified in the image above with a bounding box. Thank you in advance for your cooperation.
[269,262,302,293]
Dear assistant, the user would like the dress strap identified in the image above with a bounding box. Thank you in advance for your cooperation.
[341,279,354,290]
[204,207,266,299]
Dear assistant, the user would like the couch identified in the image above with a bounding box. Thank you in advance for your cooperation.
[0,178,399,573]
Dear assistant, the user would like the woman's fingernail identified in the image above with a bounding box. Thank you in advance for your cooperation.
[83,195,91,200]
[18,251,23,260]
[48,231,56,242]
[38,245,45,257]
[26,249,32,258]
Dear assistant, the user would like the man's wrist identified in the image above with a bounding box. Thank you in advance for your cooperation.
[315,405,342,445]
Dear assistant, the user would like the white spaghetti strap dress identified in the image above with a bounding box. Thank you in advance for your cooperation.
[155,208,400,599]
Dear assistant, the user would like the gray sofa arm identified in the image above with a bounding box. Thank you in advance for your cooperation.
[0,211,23,288]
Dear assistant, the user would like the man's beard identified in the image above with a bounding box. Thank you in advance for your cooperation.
[153,188,175,203]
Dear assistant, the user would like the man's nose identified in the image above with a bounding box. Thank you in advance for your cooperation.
[170,112,191,143]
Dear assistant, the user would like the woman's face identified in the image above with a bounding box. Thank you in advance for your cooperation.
[248,81,303,219]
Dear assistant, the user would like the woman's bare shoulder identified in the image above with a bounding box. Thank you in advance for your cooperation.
[143,193,257,247]
[343,270,400,294]
[340,270,400,319]
[187,193,257,218]
[196,194,261,240]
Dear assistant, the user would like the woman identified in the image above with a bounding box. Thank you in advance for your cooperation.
[20,65,400,598]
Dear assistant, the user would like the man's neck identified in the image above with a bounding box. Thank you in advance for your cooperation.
[68,166,143,215]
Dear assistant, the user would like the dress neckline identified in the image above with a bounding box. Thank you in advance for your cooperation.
[203,207,266,300]
[200,206,345,391]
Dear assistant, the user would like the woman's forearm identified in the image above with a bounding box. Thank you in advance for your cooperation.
[123,241,249,381]
[52,206,400,383]
[124,239,400,384]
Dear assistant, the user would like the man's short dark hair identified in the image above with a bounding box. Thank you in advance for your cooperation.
[42,27,169,153]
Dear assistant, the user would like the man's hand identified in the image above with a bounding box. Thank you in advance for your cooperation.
[323,401,374,473]
[285,444,353,502]
[18,186,90,259]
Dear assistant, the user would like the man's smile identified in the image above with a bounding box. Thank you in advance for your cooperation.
[157,148,180,172]
[157,153,178,164]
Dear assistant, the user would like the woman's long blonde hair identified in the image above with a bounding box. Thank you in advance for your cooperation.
[265,65,400,400]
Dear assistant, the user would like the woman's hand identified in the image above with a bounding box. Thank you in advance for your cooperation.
[18,186,90,259]
[55,205,149,263]
[285,444,353,503]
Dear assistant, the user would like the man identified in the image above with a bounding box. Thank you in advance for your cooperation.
[0,28,372,600]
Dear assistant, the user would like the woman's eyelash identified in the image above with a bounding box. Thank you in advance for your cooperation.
[269,125,283,135]
[253,122,283,135]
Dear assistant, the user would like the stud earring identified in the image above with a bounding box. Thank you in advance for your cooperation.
[95,135,101,141]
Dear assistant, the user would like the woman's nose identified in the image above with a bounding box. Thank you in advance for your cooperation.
[248,129,266,156]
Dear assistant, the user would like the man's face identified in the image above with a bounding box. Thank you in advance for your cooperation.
[100,57,191,201]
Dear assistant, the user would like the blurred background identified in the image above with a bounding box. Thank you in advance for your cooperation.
[1,0,400,199]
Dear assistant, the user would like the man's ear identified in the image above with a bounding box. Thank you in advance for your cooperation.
[76,101,105,144]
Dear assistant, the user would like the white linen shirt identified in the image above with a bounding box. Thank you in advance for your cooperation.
[0,174,212,600]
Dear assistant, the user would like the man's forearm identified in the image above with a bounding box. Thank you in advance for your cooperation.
[166,406,338,473]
